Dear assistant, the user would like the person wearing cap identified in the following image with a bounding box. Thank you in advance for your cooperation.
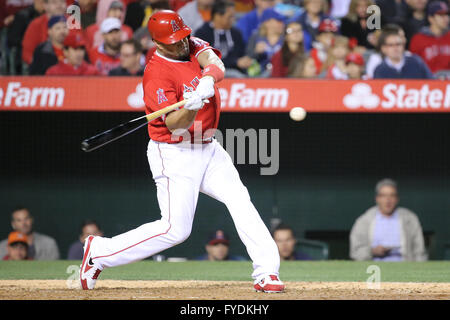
[85,0,134,51]
[88,17,123,75]
[235,0,277,45]
[177,0,214,34]
[2,232,32,261]
[309,18,338,75]
[345,51,366,79]
[195,230,247,261]
[409,1,450,74]
[29,15,68,74]
[374,26,434,79]
[45,30,100,75]
[21,0,67,65]
[246,8,286,77]
[0,207,60,260]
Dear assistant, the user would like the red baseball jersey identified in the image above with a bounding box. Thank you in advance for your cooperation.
[143,37,222,143]
[409,30,450,73]
[88,45,121,75]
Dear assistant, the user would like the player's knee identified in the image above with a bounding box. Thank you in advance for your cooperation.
[168,225,192,245]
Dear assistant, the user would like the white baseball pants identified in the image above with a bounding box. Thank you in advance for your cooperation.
[91,139,280,280]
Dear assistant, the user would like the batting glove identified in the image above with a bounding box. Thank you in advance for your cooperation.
[183,91,209,111]
[194,76,215,100]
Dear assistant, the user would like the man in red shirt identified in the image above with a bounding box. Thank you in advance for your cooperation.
[21,0,67,65]
[88,16,122,75]
[409,1,450,74]
[46,30,100,75]
[80,10,284,294]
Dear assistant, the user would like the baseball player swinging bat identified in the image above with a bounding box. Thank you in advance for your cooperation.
[81,99,187,152]
[79,9,284,293]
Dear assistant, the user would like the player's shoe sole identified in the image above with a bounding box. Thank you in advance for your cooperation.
[80,235,102,290]
[254,274,285,293]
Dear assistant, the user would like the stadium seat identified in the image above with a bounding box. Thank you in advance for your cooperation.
[297,238,329,260]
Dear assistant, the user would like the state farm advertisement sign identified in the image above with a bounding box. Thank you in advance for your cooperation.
[0,77,449,112]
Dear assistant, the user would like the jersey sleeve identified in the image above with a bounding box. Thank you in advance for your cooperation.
[143,77,180,121]
[189,36,222,59]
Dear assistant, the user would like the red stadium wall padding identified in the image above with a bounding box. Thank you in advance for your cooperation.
[0,77,449,112]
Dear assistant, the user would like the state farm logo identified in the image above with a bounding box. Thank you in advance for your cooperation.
[344,82,450,110]
[219,83,288,109]
[344,83,379,109]
[0,82,64,107]
[127,83,145,108]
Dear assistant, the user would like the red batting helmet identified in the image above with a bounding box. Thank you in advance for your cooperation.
[147,10,192,44]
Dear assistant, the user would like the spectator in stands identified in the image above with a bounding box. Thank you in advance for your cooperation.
[46,30,100,75]
[195,229,247,261]
[195,0,253,78]
[409,1,450,74]
[67,220,103,260]
[246,8,286,77]
[323,35,351,79]
[0,0,33,29]
[375,0,409,27]
[124,0,155,31]
[21,0,66,65]
[291,55,318,78]
[340,0,377,50]
[89,17,122,75]
[0,207,60,260]
[345,51,366,79]
[365,24,408,78]
[74,0,98,29]
[271,21,307,77]
[272,224,312,260]
[373,26,434,78]
[85,0,133,51]
[288,0,332,48]
[6,0,45,74]
[109,39,145,75]
[309,18,338,75]
[177,0,214,34]
[350,178,427,261]
[235,0,276,45]
[403,0,429,42]
[2,232,32,261]
[29,15,68,75]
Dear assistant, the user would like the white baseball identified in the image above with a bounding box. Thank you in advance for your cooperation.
[289,107,307,121]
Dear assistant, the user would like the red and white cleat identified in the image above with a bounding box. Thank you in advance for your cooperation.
[254,274,285,293]
[79,235,102,290]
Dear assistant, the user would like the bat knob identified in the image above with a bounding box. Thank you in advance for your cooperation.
[81,141,90,152]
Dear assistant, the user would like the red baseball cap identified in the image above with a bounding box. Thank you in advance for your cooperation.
[64,30,86,49]
[318,18,339,33]
[207,230,230,246]
[147,10,191,44]
[345,52,365,66]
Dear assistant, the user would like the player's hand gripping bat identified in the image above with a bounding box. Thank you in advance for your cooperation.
[81,99,187,152]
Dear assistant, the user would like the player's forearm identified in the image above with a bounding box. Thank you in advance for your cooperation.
[165,108,198,133]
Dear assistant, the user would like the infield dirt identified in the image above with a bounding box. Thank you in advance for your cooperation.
[0,280,449,300]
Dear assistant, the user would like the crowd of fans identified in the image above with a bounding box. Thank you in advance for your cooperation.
[0,0,448,78]
[1,177,428,262]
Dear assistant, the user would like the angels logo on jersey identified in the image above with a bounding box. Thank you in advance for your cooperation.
[157,88,168,104]
[171,20,181,32]
[183,77,201,94]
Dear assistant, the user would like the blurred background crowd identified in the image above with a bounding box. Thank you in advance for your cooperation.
[0,0,449,79]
